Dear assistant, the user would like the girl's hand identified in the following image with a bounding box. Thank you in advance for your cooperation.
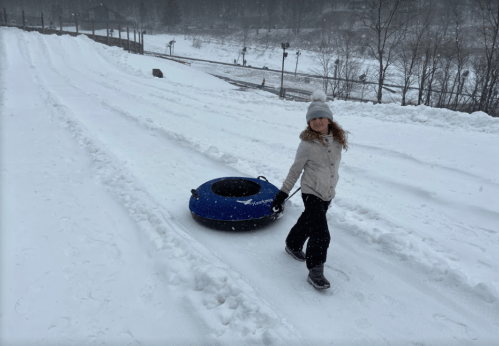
[270,190,289,214]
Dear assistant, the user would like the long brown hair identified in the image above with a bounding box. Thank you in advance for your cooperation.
[300,119,349,150]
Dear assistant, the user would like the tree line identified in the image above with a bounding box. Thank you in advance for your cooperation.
[2,0,497,116]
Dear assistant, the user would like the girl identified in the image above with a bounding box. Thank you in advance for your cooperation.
[271,90,349,290]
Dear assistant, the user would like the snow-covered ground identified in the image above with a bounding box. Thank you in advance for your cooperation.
[145,32,330,94]
[142,32,446,104]
[1,27,499,346]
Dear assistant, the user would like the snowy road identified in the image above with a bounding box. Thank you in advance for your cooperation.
[1,28,499,345]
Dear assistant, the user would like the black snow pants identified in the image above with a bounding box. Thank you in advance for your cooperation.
[285,194,331,269]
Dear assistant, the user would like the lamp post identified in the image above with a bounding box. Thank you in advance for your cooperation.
[461,70,469,92]
[168,39,176,55]
[455,70,469,107]
[280,42,289,99]
[295,50,301,76]
[359,74,367,101]
[75,13,79,35]
[333,59,340,94]
[142,30,146,55]
[241,47,247,66]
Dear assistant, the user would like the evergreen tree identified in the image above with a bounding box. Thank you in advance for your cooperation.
[139,0,148,28]
[51,3,63,20]
[162,0,181,28]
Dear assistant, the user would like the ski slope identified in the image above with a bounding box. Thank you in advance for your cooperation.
[1,28,499,346]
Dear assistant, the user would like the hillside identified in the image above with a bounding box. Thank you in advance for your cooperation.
[1,27,499,346]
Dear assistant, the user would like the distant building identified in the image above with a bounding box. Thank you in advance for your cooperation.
[331,0,366,11]
[81,4,133,30]
[347,0,365,11]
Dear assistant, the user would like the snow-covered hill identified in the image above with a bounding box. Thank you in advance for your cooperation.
[1,27,499,346]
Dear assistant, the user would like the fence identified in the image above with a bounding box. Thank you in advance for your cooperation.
[148,50,483,106]
[147,51,403,103]
[1,8,144,54]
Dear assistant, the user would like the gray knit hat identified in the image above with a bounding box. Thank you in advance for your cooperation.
[306,90,333,124]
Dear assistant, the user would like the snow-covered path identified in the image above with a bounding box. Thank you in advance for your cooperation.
[1,28,499,346]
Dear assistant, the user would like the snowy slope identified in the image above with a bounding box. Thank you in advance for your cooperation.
[1,27,499,346]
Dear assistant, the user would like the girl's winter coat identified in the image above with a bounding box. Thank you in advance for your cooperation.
[281,133,342,202]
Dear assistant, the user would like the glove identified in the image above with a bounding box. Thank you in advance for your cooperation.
[270,190,289,214]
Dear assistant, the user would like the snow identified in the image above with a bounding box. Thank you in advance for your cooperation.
[1,27,499,346]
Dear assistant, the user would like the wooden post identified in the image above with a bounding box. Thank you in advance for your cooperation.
[3,8,7,26]
[141,31,144,55]
[133,29,136,53]
[22,10,25,30]
[127,27,130,53]
[106,22,109,45]
[138,30,141,50]
[92,21,95,39]
[59,15,62,34]
[75,16,78,36]
[41,12,44,33]
[118,24,121,47]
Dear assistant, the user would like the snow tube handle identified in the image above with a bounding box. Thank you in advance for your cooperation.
[191,189,200,199]
[257,176,268,182]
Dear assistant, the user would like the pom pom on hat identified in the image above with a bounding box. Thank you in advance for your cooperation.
[306,89,333,124]
[310,89,328,102]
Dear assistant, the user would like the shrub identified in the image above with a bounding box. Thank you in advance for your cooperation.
[193,38,202,49]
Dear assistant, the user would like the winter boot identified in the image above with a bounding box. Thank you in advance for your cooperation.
[285,245,306,262]
[307,264,330,289]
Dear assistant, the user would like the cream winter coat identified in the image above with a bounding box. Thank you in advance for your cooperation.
[281,134,342,202]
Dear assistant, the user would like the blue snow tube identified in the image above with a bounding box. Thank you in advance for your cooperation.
[189,176,282,231]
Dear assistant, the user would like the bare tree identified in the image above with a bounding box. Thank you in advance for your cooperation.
[360,0,411,103]
[220,0,236,29]
[330,27,365,100]
[449,4,471,110]
[415,17,448,107]
[315,43,336,93]
[138,0,149,33]
[434,38,457,107]
[255,0,266,34]
[319,10,335,47]
[288,0,311,34]
[266,0,277,32]
[472,0,499,115]
[394,3,432,106]
[241,17,251,46]
[432,3,471,110]
[422,35,443,106]
[319,9,355,47]
[161,0,182,30]
[357,66,374,102]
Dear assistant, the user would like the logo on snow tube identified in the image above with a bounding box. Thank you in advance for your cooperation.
[236,198,273,206]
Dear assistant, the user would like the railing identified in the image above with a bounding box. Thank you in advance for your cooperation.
[147,51,381,103]
[1,8,144,54]
[146,51,477,105]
